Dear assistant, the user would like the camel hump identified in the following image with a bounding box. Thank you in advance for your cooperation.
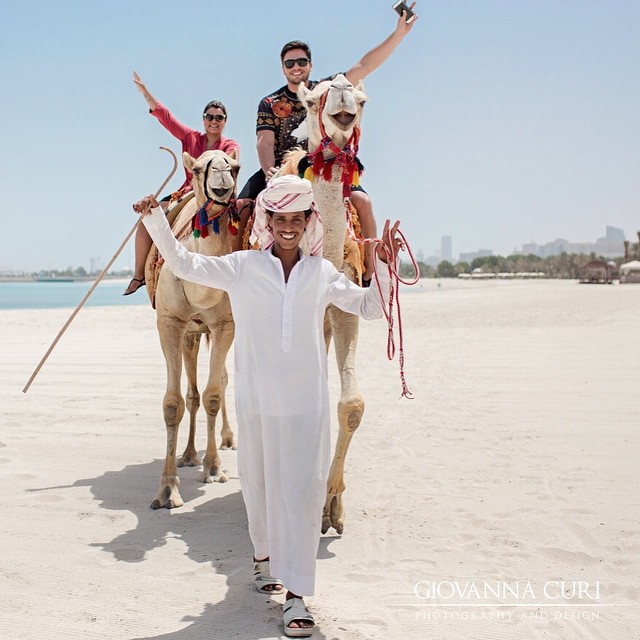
[280,148,307,176]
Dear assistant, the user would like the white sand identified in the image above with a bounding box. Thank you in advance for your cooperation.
[1,279,639,639]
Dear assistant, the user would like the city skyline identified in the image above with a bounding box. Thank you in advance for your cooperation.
[418,224,630,267]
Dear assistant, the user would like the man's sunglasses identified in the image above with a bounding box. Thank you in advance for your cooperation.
[283,58,309,69]
[204,113,226,122]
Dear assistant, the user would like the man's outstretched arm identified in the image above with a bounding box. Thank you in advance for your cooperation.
[345,2,417,85]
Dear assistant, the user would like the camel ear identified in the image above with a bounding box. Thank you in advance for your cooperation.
[298,83,310,101]
[183,152,195,172]
[355,80,365,94]
[227,149,238,161]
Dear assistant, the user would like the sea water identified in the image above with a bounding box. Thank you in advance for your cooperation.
[0,280,146,310]
[0,276,427,311]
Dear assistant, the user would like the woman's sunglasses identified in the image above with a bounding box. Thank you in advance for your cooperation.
[204,113,226,122]
[283,58,309,69]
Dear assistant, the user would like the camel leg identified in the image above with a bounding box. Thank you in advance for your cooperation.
[151,316,187,510]
[218,363,236,450]
[177,332,203,468]
[199,319,235,483]
[323,307,364,535]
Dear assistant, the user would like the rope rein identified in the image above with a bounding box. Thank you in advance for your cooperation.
[363,229,420,400]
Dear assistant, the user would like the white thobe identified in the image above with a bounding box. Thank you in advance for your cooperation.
[143,207,389,595]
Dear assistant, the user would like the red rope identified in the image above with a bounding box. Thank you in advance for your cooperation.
[360,223,420,400]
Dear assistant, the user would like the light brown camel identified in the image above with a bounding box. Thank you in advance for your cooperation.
[278,74,369,534]
[146,149,239,510]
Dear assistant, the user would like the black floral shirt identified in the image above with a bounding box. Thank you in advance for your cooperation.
[256,76,337,164]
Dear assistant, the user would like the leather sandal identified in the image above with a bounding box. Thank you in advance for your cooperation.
[123,277,145,296]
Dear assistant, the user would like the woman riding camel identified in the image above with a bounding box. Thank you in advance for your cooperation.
[124,72,240,295]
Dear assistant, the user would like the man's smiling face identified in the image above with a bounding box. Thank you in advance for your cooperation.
[268,210,308,251]
[282,48,312,87]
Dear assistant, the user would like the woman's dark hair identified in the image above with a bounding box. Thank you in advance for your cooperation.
[202,100,227,118]
[280,41,312,62]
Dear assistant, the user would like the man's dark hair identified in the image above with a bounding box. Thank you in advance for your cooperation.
[280,41,312,63]
[202,100,228,118]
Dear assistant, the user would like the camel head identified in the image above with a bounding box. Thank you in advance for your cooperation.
[183,149,240,206]
[298,74,367,151]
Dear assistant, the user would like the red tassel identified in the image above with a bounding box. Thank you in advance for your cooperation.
[312,152,324,176]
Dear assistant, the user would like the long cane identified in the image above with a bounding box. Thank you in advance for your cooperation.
[22,146,178,394]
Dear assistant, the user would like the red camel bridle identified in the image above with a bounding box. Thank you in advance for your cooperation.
[305,88,362,199]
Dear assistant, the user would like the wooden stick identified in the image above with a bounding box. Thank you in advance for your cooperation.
[23,146,178,394]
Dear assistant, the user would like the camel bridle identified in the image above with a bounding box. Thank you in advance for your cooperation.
[305,87,362,199]
[193,156,239,238]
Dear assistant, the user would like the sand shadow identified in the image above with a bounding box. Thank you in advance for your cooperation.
[35,459,331,639]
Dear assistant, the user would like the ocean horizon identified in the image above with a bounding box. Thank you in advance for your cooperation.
[0,279,147,310]
[0,276,427,311]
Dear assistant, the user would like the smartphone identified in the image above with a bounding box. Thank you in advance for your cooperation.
[392,1,417,23]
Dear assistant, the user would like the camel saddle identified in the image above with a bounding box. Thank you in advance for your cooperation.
[144,190,196,308]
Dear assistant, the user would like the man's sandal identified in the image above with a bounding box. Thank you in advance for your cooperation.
[283,597,315,637]
[253,559,284,594]
[123,278,145,296]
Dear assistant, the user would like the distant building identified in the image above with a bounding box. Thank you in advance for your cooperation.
[459,249,493,263]
[441,235,453,262]
[515,227,625,259]
[520,243,538,255]
[605,226,625,242]
[579,260,614,284]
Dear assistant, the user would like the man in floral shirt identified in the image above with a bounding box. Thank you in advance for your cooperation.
[236,5,417,284]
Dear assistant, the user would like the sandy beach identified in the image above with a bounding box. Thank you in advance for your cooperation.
[1,278,638,639]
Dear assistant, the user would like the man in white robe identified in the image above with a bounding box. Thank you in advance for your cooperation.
[134,175,401,637]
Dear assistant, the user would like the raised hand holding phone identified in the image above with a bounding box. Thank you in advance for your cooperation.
[392,1,417,24]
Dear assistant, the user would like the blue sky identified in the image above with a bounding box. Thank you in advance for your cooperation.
[1,0,638,271]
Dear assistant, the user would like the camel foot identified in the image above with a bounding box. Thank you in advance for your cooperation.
[198,470,229,484]
[150,485,184,510]
[219,434,237,450]
[177,452,202,468]
[322,495,344,534]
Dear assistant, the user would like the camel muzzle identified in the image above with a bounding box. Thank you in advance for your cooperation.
[330,111,356,128]
[212,187,232,199]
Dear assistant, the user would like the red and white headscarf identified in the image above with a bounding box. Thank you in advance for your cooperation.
[250,175,323,256]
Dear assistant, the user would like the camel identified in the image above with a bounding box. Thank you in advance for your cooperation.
[278,74,369,534]
[146,149,239,510]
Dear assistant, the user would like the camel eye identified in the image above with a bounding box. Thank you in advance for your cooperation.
[306,100,316,109]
